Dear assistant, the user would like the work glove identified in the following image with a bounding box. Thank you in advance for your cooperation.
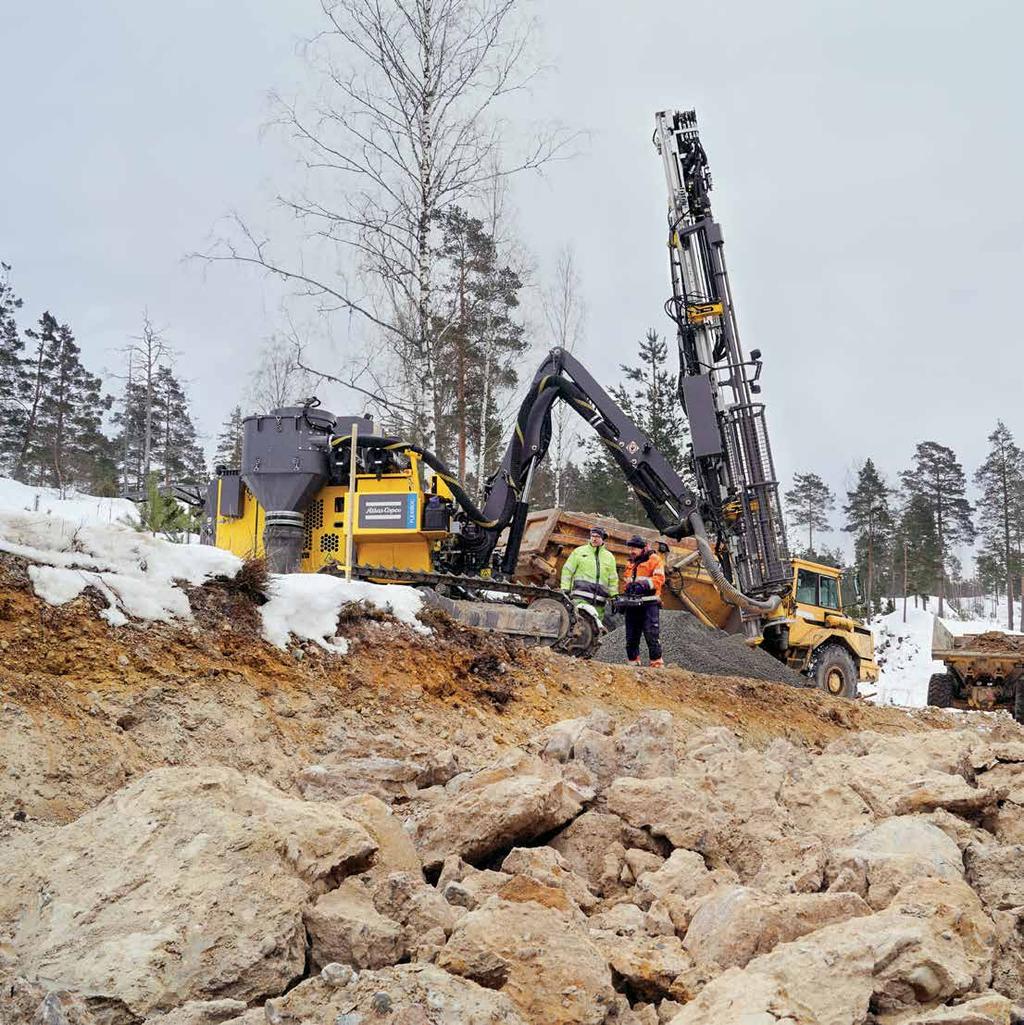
[624,582,643,597]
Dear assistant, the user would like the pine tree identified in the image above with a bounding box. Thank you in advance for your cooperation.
[215,406,244,469]
[14,312,114,489]
[13,312,53,482]
[973,421,1024,629]
[0,262,29,473]
[897,492,942,608]
[19,314,113,491]
[570,329,692,523]
[612,329,690,473]
[431,206,526,477]
[784,472,835,553]
[843,459,894,617]
[152,366,207,485]
[901,441,974,617]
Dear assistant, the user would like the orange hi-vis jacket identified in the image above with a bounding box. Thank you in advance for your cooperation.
[625,548,665,603]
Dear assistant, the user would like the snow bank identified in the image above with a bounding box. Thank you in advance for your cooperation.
[0,476,138,526]
[870,599,1021,708]
[259,573,427,651]
[0,507,240,626]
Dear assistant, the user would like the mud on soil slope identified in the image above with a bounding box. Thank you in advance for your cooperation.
[0,552,969,827]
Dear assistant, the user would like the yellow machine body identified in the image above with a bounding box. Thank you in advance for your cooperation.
[212,453,448,575]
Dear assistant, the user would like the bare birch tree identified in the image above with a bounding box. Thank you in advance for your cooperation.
[247,334,315,411]
[198,0,569,449]
[541,245,585,506]
[124,314,170,483]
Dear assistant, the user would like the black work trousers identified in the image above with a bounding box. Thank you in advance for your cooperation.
[625,602,662,661]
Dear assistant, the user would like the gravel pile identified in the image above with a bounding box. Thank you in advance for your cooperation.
[597,609,810,686]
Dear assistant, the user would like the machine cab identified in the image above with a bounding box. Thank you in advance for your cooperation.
[792,559,845,618]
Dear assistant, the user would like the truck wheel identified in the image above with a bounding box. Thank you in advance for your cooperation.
[927,672,955,709]
[811,644,859,699]
[1014,680,1024,725]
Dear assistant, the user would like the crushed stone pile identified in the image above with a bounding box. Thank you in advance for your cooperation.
[597,608,809,686]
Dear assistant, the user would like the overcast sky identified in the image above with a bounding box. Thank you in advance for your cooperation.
[3,0,1022,552]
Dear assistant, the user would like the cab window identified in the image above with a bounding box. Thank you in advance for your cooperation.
[796,569,818,604]
[819,575,839,610]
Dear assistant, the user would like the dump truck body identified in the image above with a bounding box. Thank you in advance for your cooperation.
[929,619,1024,721]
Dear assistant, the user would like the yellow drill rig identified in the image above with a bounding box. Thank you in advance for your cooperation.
[203,108,877,694]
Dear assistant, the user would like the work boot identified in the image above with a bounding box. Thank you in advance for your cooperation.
[627,658,640,666]
[650,658,665,668]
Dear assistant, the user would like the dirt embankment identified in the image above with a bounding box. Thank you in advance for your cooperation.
[0,552,965,827]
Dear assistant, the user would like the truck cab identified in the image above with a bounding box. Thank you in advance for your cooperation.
[761,558,878,696]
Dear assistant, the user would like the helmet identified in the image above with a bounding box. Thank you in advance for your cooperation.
[589,525,608,540]
[626,534,646,549]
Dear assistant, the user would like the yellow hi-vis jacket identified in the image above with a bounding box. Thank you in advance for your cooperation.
[560,542,619,617]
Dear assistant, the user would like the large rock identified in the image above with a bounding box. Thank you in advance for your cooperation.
[606,778,714,853]
[592,932,700,1003]
[633,849,713,909]
[828,816,965,909]
[142,999,249,1024]
[305,878,406,970]
[615,711,678,779]
[437,896,616,1025]
[500,847,598,912]
[549,811,660,897]
[780,731,992,842]
[371,870,463,945]
[682,886,872,969]
[990,908,1024,1001]
[337,793,423,879]
[964,843,1024,911]
[667,878,996,1025]
[892,991,1014,1023]
[409,757,585,871]
[0,767,377,1023]
[749,833,826,895]
[231,963,528,1025]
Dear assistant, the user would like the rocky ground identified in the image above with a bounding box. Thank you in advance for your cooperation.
[2,551,1024,1025]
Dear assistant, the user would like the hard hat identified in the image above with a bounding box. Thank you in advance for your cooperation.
[627,534,646,549]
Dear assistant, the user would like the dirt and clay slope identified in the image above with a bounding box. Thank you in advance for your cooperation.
[3,550,1024,1025]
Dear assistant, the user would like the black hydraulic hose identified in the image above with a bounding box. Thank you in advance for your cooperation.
[688,511,782,614]
[330,433,505,529]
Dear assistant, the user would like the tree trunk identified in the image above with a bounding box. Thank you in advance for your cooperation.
[902,540,908,624]
[14,336,45,483]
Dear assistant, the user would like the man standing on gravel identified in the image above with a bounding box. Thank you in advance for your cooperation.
[560,525,619,621]
[622,534,665,667]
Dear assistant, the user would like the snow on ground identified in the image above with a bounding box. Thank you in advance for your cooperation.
[259,573,427,652]
[869,597,1021,709]
[0,505,241,627]
[0,476,427,649]
[0,476,138,526]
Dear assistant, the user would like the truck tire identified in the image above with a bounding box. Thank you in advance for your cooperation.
[927,673,955,709]
[1014,680,1024,725]
[811,644,859,699]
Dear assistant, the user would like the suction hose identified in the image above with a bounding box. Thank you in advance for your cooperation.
[688,512,782,614]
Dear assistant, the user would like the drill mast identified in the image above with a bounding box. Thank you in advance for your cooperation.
[654,109,790,599]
